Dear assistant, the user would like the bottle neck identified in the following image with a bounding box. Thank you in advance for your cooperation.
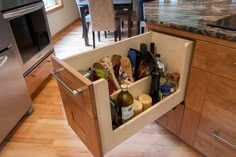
[121,88,127,92]
[120,84,128,92]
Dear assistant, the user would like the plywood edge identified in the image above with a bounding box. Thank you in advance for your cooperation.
[92,78,111,154]
[62,32,153,71]
[179,41,194,96]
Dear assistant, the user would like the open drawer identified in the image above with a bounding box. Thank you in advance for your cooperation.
[51,32,194,157]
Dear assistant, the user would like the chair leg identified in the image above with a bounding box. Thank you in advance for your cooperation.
[98,31,101,42]
[104,31,107,38]
[92,31,95,49]
[119,26,121,41]
[114,31,117,42]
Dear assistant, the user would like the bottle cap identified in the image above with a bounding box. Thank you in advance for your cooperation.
[160,84,171,96]
[120,84,128,91]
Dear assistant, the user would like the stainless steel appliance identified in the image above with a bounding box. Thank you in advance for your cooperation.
[0,12,32,144]
[1,0,54,75]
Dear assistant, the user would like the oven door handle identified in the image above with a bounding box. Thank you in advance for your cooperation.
[3,2,44,20]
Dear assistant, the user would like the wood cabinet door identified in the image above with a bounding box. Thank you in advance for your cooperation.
[180,107,201,146]
[156,104,184,136]
[185,67,209,113]
[51,56,103,157]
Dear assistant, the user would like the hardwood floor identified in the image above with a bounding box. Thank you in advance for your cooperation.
[0,20,204,157]
[53,20,136,59]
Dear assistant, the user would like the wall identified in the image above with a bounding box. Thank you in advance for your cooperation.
[46,0,79,36]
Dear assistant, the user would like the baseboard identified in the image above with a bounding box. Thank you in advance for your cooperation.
[52,18,81,43]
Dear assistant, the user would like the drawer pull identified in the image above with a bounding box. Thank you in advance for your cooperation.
[51,69,88,96]
[234,62,236,65]
[212,131,236,150]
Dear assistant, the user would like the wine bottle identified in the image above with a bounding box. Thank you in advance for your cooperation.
[150,42,155,55]
[116,84,134,123]
[110,97,122,130]
[149,71,160,104]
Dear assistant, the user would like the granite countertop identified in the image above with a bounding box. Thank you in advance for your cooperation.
[144,0,236,42]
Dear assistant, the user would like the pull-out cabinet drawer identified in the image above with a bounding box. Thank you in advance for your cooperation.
[51,32,194,157]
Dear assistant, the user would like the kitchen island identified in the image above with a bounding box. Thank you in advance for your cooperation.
[144,1,236,157]
[144,0,236,41]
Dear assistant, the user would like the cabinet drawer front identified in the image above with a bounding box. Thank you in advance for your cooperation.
[51,56,103,157]
[195,117,236,157]
[51,56,98,118]
[192,41,236,81]
[202,74,236,132]
[25,54,53,95]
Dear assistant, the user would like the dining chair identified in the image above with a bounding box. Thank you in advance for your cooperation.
[137,0,155,34]
[88,0,121,49]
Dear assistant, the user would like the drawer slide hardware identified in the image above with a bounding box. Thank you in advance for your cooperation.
[51,68,88,96]
[212,131,236,150]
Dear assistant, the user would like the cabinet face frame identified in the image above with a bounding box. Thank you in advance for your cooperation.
[52,32,194,156]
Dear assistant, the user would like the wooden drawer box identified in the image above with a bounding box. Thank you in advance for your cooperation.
[51,32,194,157]
[25,53,53,95]
[192,41,236,82]
[194,116,236,157]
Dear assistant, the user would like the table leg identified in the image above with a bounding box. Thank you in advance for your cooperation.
[127,5,132,37]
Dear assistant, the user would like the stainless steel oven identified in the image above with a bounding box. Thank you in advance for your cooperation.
[1,1,54,75]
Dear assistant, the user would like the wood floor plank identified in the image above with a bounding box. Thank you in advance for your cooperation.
[0,20,203,157]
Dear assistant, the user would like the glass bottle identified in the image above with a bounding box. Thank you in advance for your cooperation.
[116,84,134,123]
[150,42,155,55]
[149,71,160,104]
[154,53,167,77]
[110,97,122,130]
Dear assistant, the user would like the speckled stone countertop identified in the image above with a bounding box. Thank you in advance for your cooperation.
[144,0,236,42]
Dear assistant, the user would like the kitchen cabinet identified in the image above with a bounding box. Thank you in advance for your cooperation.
[146,23,236,157]
[25,53,54,96]
[191,42,236,156]
[51,32,194,157]
[184,41,236,155]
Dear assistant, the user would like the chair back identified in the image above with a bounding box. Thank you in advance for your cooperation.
[88,0,116,31]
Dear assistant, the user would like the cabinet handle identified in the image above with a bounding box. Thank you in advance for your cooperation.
[0,56,8,68]
[234,62,236,65]
[212,131,236,150]
[51,68,88,96]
